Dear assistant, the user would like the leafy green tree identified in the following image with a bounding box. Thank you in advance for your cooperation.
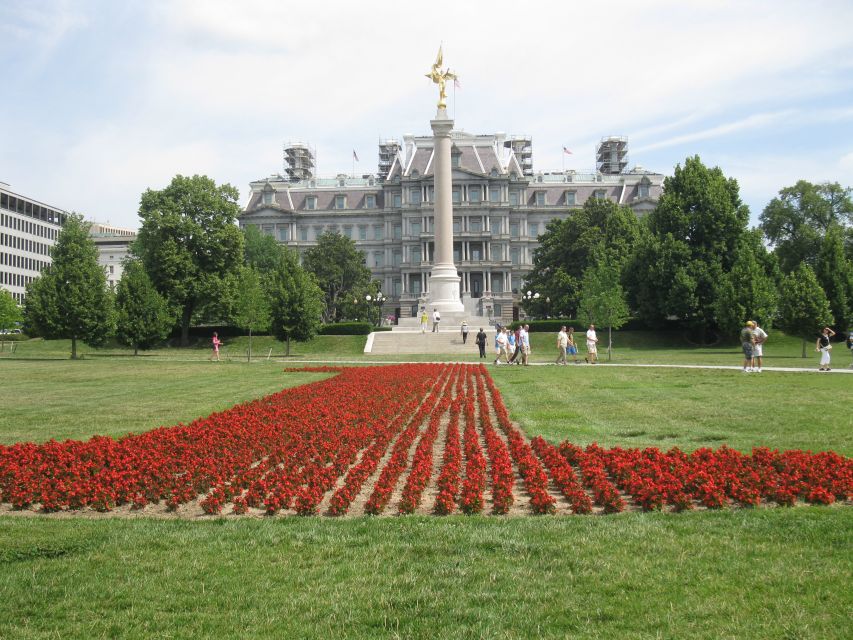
[760,180,852,274]
[713,238,778,337]
[776,263,833,358]
[523,198,640,317]
[814,223,853,330]
[134,175,244,346]
[231,266,271,362]
[243,224,283,272]
[302,231,373,323]
[626,156,750,340]
[268,248,324,356]
[23,215,113,359]
[577,255,630,361]
[0,288,22,331]
[114,260,174,355]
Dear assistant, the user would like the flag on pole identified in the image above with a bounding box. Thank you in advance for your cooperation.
[563,146,573,155]
[353,150,359,162]
[454,77,461,89]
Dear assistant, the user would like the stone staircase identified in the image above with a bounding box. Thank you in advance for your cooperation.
[368,327,491,355]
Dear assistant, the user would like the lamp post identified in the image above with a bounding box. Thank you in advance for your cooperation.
[521,290,540,318]
[367,292,386,327]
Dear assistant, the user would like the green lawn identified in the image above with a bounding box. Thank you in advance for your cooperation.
[0,356,850,639]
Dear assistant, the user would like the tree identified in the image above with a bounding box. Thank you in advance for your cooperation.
[302,231,373,323]
[776,263,833,358]
[134,175,244,346]
[23,215,113,359]
[231,266,271,362]
[0,288,22,331]
[712,236,778,338]
[268,248,324,356]
[114,260,174,355]
[760,180,852,274]
[243,224,283,272]
[523,198,640,317]
[577,255,630,361]
[814,223,853,330]
[626,156,750,339]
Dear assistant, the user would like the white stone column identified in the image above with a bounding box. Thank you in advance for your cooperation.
[428,109,464,312]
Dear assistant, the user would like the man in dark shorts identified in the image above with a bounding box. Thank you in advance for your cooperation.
[740,321,755,372]
[475,328,487,358]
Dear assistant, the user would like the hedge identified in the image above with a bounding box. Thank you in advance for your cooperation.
[506,317,648,332]
[318,322,375,335]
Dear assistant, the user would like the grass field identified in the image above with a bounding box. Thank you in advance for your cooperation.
[0,354,850,638]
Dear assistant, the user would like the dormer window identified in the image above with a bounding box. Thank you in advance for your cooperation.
[565,191,576,206]
[365,194,376,209]
[451,146,462,168]
[306,196,317,210]
[593,189,607,200]
[410,188,421,205]
[411,169,420,179]
[490,167,499,177]
[335,195,346,210]
[535,191,546,206]
[638,178,650,199]
[262,191,274,205]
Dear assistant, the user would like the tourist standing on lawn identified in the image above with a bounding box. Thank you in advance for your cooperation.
[751,321,768,372]
[816,326,836,371]
[740,321,755,372]
[461,321,469,344]
[585,324,598,364]
[210,332,222,362]
[475,327,487,358]
[566,326,579,364]
[556,326,568,365]
[432,309,441,332]
[420,308,428,333]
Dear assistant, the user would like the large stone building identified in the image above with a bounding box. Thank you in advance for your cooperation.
[0,184,68,304]
[240,133,663,324]
[88,223,136,291]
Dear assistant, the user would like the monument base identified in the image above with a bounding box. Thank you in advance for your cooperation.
[427,265,464,313]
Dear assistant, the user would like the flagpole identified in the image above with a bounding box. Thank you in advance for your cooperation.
[562,147,565,172]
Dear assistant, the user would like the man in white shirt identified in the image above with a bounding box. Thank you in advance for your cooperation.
[520,324,530,366]
[495,328,509,364]
[556,327,568,365]
[585,324,598,364]
[751,321,768,372]
[432,309,441,333]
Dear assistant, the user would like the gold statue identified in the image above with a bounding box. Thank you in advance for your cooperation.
[425,45,457,109]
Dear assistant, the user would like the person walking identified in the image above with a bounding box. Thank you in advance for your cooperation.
[420,308,428,333]
[461,321,469,344]
[816,326,836,371]
[210,332,222,362]
[475,327,487,358]
[432,308,441,333]
[847,330,853,368]
[508,326,523,364]
[740,321,755,372]
[585,324,598,364]
[566,326,579,364]
[507,328,518,364]
[751,321,768,372]
[495,328,510,364]
[520,324,530,366]
[556,326,568,365]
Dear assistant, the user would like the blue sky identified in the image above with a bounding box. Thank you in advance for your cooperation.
[2,0,852,230]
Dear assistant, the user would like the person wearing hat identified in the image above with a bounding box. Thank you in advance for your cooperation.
[816,326,836,371]
[740,321,756,372]
[461,320,469,344]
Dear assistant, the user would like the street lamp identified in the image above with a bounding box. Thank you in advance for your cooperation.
[367,292,386,326]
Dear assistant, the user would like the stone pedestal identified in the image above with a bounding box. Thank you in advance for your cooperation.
[428,108,464,313]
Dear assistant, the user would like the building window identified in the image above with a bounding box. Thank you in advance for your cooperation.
[452,218,461,233]
[565,191,576,206]
[365,194,376,209]
[393,279,402,296]
[335,195,346,210]
[469,186,481,203]
[469,217,482,232]
[373,252,384,267]
[489,187,500,203]
[411,276,422,294]
[279,227,290,242]
[510,247,520,264]
[411,220,421,236]
[343,226,353,239]
[411,246,422,263]
[392,193,402,208]
[594,189,607,200]
[393,224,402,240]
[300,227,309,241]
[452,189,461,204]
[491,274,503,292]
[493,303,502,317]
[109,265,114,274]
[490,217,502,234]
[451,153,461,168]
[509,191,519,206]
[262,225,274,236]
[639,182,650,198]
[306,196,317,210]
[509,222,519,238]
[529,223,539,238]
[535,191,546,206]
[374,226,384,240]
[511,276,521,292]
[263,191,274,205]
[490,244,502,261]
[359,226,367,241]
[410,188,421,205]
[392,250,402,267]
[471,245,482,261]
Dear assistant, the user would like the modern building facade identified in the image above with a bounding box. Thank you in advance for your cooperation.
[240,132,663,324]
[0,184,68,304]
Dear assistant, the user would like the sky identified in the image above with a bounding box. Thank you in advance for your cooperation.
[1,0,852,230]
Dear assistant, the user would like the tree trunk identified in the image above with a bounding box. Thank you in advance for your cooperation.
[134,344,139,356]
[71,336,78,360]
[248,328,252,363]
[608,324,612,362]
[286,334,291,357]
[802,338,807,358]
[180,305,192,347]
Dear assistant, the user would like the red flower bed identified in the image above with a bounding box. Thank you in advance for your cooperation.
[1,363,850,518]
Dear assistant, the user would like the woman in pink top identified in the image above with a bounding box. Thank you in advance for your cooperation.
[210,332,222,361]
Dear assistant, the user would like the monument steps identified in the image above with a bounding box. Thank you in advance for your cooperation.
[368,328,493,355]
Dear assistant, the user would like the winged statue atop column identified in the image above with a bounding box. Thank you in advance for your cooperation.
[425,46,458,109]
